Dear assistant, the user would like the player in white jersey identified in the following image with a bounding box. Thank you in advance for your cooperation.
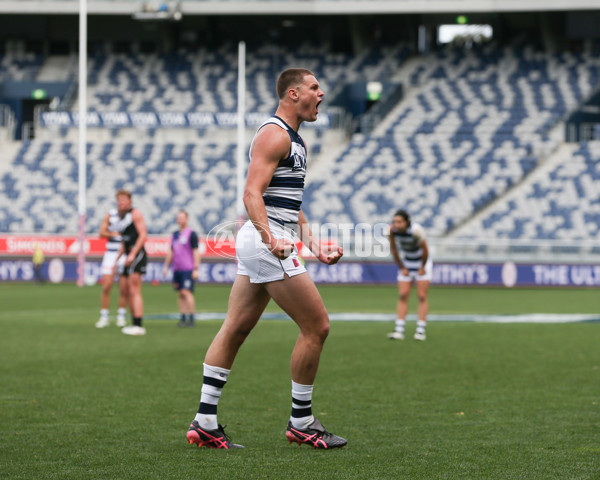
[95,206,128,328]
[186,68,347,450]
[387,209,432,341]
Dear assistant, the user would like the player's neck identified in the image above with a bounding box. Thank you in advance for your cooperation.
[274,107,301,132]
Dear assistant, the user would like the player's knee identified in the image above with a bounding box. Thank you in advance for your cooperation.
[399,293,410,302]
[314,314,330,342]
[418,294,428,303]
[320,323,330,342]
[230,325,254,345]
[300,315,329,344]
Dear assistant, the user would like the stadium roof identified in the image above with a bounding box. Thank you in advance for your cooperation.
[0,0,598,15]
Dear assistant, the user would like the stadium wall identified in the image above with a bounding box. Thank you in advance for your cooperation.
[3,257,600,288]
[1,235,599,287]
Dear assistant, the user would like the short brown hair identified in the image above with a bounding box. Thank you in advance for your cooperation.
[115,189,132,199]
[276,68,315,99]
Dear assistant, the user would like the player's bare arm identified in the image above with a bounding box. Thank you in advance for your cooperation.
[163,248,173,277]
[99,213,114,239]
[389,228,408,274]
[389,227,402,267]
[126,209,147,265]
[192,247,200,279]
[113,244,124,274]
[298,210,342,265]
[419,240,429,275]
[413,225,428,275]
[244,124,295,259]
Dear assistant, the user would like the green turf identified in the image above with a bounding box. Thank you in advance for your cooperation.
[5,282,597,316]
[1,283,599,479]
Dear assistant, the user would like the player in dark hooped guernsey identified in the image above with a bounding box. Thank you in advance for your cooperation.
[95,206,129,329]
[185,68,346,450]
[388,209,432,341]
[114,189,148,336]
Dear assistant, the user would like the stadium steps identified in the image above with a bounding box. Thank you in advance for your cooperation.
[390,55,425,87]
[371,79,424,137]
[36,55,75,82]
[0,140,22,176]
[444,122,567,238]
[306,129,351,184]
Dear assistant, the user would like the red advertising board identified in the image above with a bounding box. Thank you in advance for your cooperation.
[0,234,337,259]
[0,235,237,259]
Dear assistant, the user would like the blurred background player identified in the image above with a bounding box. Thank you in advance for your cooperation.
[163,209,201,327]
[95,205,129,328]
[388,209,432,341]
[114,190,148,336]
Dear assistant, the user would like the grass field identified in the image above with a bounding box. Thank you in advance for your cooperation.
[1,283,599,479]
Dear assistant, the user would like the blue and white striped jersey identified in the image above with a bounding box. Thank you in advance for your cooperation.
[392,223,427,271]
[105,208,123,252]
[250,115,307,228]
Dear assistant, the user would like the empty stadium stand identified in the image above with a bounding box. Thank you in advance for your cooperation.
[1,41,599,244]
[0,126,327,234]
[302,44,600,241]
[0,52,43,82]
[451,141,600,240]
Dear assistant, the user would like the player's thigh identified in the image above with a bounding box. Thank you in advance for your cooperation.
[221,275,271,334]
[118,275,129,296]
[101,273,115,289]
[416,280,430,298]
[264,272,328,333]
[128,272,142,293]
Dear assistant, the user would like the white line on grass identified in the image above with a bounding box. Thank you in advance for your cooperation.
[146,313,600,323]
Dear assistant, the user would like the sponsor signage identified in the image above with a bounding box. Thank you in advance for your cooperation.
[2,259,600,287]
[40,111,331,129]
[0,235,234,259]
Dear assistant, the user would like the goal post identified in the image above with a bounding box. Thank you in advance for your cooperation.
[77,0,87,287]
[236,41,246,227]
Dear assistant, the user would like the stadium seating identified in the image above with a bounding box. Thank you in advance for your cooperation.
[0,124,325,234]
[0,133,239,234]
[2,42,600,242]
[80,43,412,116]
[0,42,400,234]
[85,45,336,114]
[0,52,44,82]
[302,44,600,240]
[453,141,600,240]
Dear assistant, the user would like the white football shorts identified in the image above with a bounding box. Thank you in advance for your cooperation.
[397,257,433,283]
[101,250,125,276]
[236,220,306,284]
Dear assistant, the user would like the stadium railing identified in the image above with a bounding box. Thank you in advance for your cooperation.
[429,238,600,264]
[338,236,600,263]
